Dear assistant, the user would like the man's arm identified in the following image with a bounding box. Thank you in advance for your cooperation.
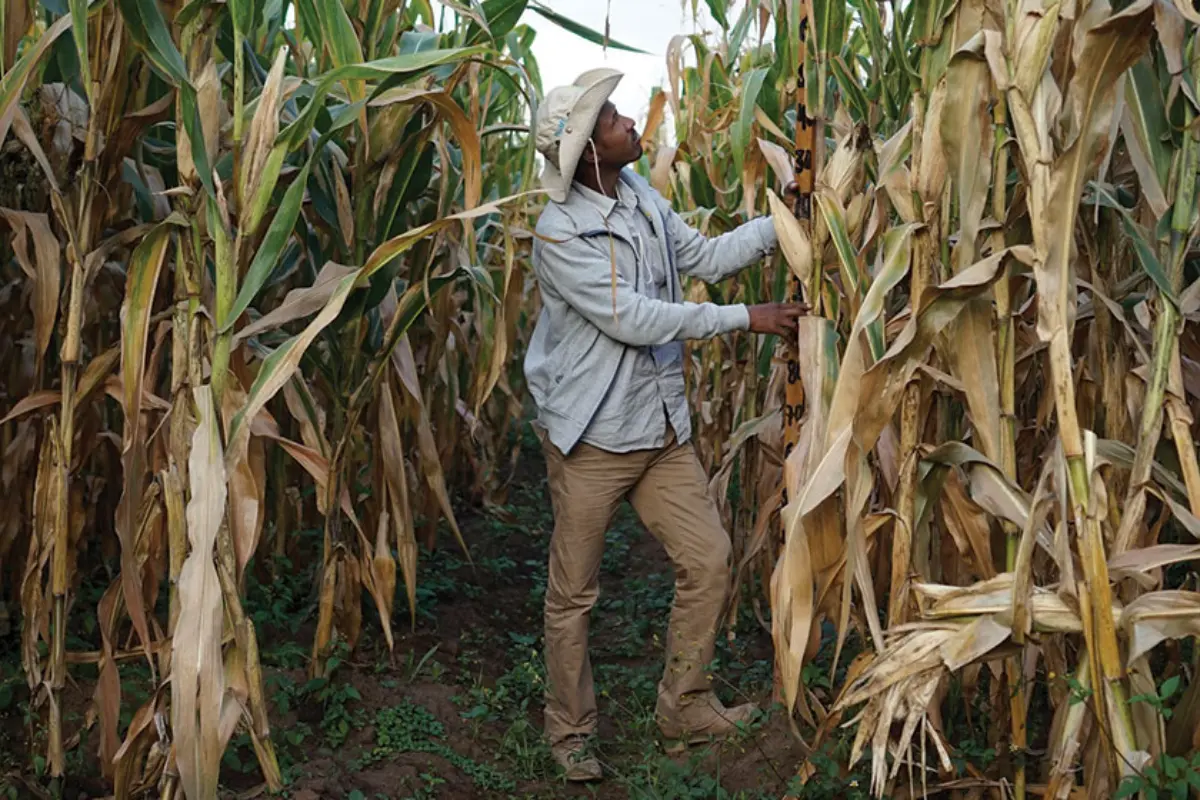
[658,199,778,284]
[537,236,749,347]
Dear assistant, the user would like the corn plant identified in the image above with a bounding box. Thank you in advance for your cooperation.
[643,0,1200,797]
[0,0,633,793]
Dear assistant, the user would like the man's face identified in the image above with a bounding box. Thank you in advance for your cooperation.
[582,101,643,171]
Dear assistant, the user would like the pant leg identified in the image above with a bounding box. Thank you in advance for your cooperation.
[541,436,647,745]
[627,435,732,718]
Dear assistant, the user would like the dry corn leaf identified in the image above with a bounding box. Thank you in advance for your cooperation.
[220,382,267,579]
[767,188,813,286]
[0,391,62,425]
[172,385,226,800]
[642,89,667,148]
[225,273,358,467]
[1010,464,1053,642]
[282,377,331,460]
[379,376,418,626]
[240,47,288,217]
[0,209,60,374]
[177,59,223,185]
[1121,590,1200,665]
[758,137,795,191]
[233,262,358,346]
[112,686,166,797]
[938,469,996,580]
[916,79,948,209]
[939,614,1012,672]
[856,248,1033,452]
[1108,544,1200,587]
[371,87,482,209]
[116,220,176,665]
[772,499,816,718]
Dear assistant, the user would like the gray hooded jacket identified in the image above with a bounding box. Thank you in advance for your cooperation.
[524,167,777,455]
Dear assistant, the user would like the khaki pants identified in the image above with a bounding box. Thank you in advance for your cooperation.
[540,429,732,745]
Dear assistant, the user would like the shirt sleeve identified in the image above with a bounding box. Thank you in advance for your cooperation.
[658,200,778,284]
[536,235,749,347]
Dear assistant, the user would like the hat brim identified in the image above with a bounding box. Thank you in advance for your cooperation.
[541,72,623,203]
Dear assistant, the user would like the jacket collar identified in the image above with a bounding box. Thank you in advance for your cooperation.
[567,175,639,219]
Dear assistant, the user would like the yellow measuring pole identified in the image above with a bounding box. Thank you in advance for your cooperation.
[783,0,815,475]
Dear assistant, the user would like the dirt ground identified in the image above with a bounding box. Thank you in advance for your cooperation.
[1,433,872,800]
[253,446,817,799]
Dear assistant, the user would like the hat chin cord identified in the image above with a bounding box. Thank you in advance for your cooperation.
[586,136,621,323]
[588,138,606,195]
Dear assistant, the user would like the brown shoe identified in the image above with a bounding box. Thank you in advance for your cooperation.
[657,692,759,754]
[551,735,603,782]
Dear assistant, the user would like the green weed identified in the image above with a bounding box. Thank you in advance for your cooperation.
[354,700,517,793]
[1114,752,1200,799]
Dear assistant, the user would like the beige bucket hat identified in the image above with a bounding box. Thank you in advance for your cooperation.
[534,68,624,203]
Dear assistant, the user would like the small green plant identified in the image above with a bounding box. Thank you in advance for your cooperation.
[221,733,259,775]
[356,700,516,793]
[1114,752,1200,799]
[402,772,447,800]
[298,642,364,748]
[784,738,873,800]
[245,555,315,636]
[1065,673,1094,706]
[1130,675,1182,720]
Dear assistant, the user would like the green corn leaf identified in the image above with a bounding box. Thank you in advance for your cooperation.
[731,67,768,178]
[830,57,869,123]
[316,0,365,73]
[0,14,73,142]
[179,82,217,197]
[316,0,367,113]
[69,0,92,101]
[380,139,435,240]
[727,3,752,57]
[1090,183,1178,310]
[223,158,315,332]
[527,2,647,54]
[816,192,863,305]
[292,0,322,48]
[813,0,850,60]
[228,0,253,35]
[911,0,954,47]
[225,272,361,466]
[469,0,526,43]
[704,0,728,29]
[116,0,215,196]
[116,0,188,83]
[1122,58,1172,217]
[175,0,210,30]
[374,270,464,376]
[849,0,887,90]
[244,144,288,234]
[277,47,490,151]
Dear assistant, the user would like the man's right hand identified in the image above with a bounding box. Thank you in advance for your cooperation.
[747,303,808,339]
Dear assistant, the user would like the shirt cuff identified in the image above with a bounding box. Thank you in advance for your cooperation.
[718,303,751,332]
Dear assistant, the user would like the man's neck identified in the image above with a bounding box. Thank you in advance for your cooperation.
[575,164,622,199]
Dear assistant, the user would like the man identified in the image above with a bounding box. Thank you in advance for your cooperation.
[525,67,806,782]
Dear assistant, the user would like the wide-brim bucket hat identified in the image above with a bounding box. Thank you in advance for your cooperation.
[534,68,624,203]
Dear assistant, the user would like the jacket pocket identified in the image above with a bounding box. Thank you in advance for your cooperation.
[541,324,599,412]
